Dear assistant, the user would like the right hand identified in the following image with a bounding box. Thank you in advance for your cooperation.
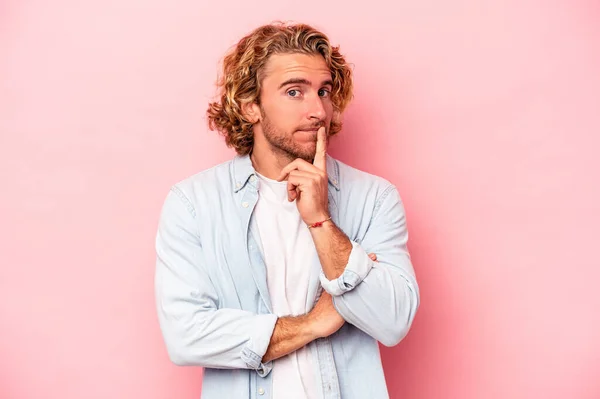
[308,253,379,339]
[308,291,345,339]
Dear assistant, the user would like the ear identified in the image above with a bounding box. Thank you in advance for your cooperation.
[242,101,261,124]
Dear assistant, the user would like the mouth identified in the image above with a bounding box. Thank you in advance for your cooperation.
[295,129,319,142]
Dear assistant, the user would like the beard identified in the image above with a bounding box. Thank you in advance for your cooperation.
[260,107,325,163]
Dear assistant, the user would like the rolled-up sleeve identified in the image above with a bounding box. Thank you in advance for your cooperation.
[155,186,277,375]
[329,185,420,347]
[319,241,373,296]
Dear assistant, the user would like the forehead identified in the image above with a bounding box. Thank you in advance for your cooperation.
[261,53,331,85]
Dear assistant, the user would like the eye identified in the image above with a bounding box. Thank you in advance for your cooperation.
[318,88,331,98]
[287,89,301,97]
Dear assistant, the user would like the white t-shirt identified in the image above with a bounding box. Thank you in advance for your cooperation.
[254,171,318,399]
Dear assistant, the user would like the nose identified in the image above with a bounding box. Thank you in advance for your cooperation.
[307,94,326,121]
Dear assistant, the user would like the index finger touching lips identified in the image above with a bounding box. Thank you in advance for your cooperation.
[313,126,327,171]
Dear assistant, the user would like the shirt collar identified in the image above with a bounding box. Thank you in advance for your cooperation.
[232,153,340,193]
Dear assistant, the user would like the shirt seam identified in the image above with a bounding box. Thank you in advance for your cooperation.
[170,185,197,218]
[169,185,203,243]
[372,184,396,220]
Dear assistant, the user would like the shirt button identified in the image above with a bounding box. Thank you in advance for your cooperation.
[242,202,249,208]
[250,175,257,182]
[236,182,241,188]
[258,388,265,395]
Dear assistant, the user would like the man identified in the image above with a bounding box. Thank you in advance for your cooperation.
[155,22,420,399]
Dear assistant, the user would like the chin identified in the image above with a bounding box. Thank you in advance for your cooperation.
[295,144,317,160]
[288,149,314,162]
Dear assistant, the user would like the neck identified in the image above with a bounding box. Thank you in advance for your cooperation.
[250,135,295,181]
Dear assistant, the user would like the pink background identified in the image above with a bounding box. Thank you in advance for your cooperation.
[1,0,599,398]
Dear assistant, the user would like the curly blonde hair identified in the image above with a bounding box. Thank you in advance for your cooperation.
[206,22,354,155]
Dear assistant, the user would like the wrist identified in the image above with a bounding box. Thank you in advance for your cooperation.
[304,310,320,340]
[305,213,331,228]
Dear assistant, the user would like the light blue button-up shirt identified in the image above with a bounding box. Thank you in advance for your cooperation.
[155,154,420,399]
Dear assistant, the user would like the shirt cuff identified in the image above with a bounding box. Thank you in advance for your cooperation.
[241,313,278,377]
[319,241,374,296]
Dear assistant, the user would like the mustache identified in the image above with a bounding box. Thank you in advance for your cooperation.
[296,123,326,131]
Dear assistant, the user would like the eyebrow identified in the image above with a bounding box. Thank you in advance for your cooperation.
[278,78,334,89]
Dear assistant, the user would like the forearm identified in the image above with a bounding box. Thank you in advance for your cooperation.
[315,186,420,346]
[311,223,417,346]
[158,302,278,371]
[332,261,419,346]
[262,314,315,362]
[309,219,353,280]
[317,240,419,346]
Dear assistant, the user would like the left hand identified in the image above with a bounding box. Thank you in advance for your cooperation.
[277,126,329,225]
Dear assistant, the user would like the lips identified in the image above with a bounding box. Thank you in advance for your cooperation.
[295,130,318,141]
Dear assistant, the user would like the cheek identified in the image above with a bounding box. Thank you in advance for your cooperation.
[275,102,305,122]
[325,103,335,122]
[324,98,334,111]
[266,103,298,130]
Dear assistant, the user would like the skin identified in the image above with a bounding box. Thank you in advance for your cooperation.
[243,53,378,363]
